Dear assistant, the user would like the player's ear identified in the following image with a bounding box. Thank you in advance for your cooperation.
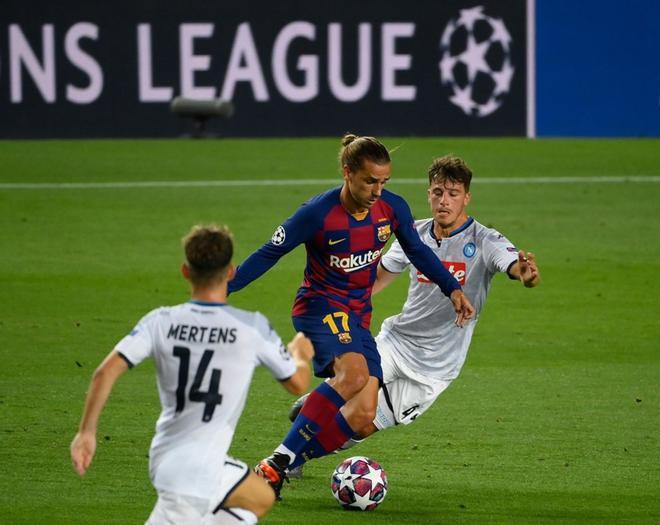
[464,191,471,206]
[341,164,351,181]
[181,263,191,280]
[226,263,236,282]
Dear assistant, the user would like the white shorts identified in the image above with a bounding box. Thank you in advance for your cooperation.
[374,332,452,430]
[146,457,253,525]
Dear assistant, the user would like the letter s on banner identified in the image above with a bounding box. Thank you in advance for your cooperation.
[65,23,104,104]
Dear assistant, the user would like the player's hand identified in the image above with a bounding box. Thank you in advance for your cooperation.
[70,431,96,476]
[288,332,314,362]
[517,251,540,288]
[450,290,475,327]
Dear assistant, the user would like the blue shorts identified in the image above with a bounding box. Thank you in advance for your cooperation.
[292,298,382,381]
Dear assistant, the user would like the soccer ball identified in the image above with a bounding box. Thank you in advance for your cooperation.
[330,456,388,511]
[438,5,515,117]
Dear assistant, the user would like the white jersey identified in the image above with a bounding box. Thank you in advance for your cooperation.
[115,300,296,500]
[379,217,518,381]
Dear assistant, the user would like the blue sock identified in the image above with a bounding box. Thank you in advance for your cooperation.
[288,411,355,470]
[279,382,345,467]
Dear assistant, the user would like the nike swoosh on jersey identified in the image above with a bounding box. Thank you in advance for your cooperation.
[328,238,346,246]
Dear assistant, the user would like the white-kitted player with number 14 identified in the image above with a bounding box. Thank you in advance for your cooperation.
[70,224,314,524]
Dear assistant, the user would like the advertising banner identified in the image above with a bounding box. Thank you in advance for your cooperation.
[1,1,529,138]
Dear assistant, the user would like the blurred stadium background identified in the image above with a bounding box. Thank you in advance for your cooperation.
[1,1,658,523]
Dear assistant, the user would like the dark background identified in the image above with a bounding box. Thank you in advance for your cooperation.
[0,1,528,138]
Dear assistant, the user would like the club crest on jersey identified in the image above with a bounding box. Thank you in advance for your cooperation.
[338,332,352,344]
[463,242,476,258]
[417,261,466,285]
[271,225,286,246]
[377,224,392,243]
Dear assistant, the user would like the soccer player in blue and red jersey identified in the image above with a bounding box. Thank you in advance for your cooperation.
[228,134,475,497]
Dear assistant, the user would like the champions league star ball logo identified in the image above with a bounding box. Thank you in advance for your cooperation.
[438,6,515,117]
[271,225,286,246]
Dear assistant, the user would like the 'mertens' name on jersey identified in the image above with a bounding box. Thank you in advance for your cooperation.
[167,324,237,344]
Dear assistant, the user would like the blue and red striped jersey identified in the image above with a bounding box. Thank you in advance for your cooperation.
[228,187,461,328]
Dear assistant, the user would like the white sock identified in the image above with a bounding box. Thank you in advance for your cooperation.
[273,444,296,464]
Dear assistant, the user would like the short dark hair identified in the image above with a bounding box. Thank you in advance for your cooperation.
[339,133,390,173]
[182,224,233,285]
[428,155,473,191]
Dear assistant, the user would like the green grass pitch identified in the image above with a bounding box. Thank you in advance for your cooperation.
[0,138,659,524]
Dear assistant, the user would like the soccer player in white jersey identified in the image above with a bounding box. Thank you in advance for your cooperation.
[70,224,314,525]
[288,155,539,464]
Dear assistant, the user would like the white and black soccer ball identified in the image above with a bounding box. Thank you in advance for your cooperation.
[331,456,388,511]
[438,5,515,117]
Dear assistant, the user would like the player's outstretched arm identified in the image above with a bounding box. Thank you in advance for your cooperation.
[228,204,319,294]
[70,351,129,476]
[280,333,314,396]
[372,263,400,295]
[508,251,541,288]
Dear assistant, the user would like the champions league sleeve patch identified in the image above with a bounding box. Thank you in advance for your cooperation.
[271,225,286,245]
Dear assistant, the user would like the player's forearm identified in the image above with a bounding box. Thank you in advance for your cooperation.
[282,333,313,394]
[78,371,115,434]
[407,244,460,297]
[77,352,128,434]
[228,243,287,293]
[372,264,399,295]
[283,362,312,396]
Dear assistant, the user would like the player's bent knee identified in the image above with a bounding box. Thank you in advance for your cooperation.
[331,372,369,399]
[345,372,370,395]
[332,353,370,396]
